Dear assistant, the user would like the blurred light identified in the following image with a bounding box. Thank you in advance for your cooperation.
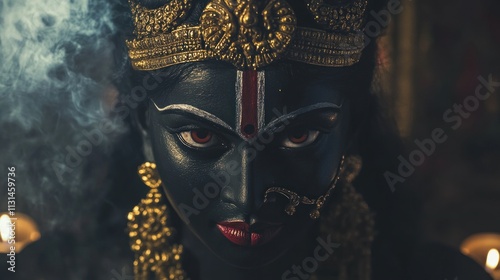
[0,214,10,242]
[0,212,41,253]
[487,249,500,270]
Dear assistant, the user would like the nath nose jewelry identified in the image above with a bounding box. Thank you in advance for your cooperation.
[264,155,345,219]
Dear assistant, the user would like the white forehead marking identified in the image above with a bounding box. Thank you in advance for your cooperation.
[257,70,265,132]
[153,102,234,131]
[152,100,342,140]
[264,102,343,132]
[235,70,244,138]
[235,70,266,139]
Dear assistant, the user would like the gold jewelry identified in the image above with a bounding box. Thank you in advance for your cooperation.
[128,159,372,280]
[128,162,187,280]
[130,0,192,40]
[305,0,367,32]
[264,155,345,219]
[127,0,367,70]
[316,155,373,280]
[200,0,296,69]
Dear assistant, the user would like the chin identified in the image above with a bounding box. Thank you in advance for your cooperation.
[207,233,290,268]
[185,218,308,268]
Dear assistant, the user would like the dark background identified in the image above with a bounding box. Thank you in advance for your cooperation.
[379,0,500,249]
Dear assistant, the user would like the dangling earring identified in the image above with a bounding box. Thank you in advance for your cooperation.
[127,162,187,280]
[317,155,375,280]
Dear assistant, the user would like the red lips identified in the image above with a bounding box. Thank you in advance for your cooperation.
[216,221,282,246]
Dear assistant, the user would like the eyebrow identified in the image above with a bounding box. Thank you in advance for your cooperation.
[265,102,343,133]
[153,101,342,139]
[153,102,234,132]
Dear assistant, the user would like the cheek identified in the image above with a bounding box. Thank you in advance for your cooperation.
[149,122,206,209]
[274,135,343,196]
[148,120,231,223]
[269,118,348,196]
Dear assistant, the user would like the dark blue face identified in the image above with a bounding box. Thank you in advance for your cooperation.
[147,61,350,268]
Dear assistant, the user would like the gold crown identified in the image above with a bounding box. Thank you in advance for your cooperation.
[127,0,368,70]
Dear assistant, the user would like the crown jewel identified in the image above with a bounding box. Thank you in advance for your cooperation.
[127,0,368,70]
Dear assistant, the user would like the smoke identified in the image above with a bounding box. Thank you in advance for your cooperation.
[0,0,129,232]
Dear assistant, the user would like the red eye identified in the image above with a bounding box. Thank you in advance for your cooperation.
[179,129,219,148]
[288,130,309,144]
[281,130,320,148]
[191,130,212,144]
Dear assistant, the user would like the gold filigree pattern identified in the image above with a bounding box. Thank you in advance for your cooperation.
[200,0,296,69]
[127,25,212,70]
[128,162,187,280]
[286,27,365,66]
[126,0,369,70]
[129,0,192,40]
[305,0,367,32]
[138,162,162,188]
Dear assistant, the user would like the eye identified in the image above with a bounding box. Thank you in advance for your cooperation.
[281,129,320,148]
[178,129,220,148]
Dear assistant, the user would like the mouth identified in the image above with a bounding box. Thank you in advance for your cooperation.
[216,221,283,247]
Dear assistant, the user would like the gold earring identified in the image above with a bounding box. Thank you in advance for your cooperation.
[127,162,187,280]
[317,155,374,280]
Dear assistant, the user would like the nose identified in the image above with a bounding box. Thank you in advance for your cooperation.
[220,144,268,215]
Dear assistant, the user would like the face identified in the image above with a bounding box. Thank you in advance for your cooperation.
[147,62,350,268]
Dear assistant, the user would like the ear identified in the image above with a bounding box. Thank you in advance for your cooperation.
[132,100,155,162]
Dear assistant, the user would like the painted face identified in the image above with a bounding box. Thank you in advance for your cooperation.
[147,61,350,268]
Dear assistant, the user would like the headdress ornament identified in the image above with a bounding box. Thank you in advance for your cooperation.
[127,0,368,70]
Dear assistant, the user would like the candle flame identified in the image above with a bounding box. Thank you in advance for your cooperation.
[486,248,500,270]
[0,214,11,242]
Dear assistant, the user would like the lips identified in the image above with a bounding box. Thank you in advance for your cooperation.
[216,221,283,246]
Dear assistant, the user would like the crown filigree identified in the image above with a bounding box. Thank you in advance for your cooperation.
[127,0,368,70]
[306,0,367,32]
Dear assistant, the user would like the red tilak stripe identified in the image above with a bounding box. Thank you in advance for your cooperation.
[241,70,258,138]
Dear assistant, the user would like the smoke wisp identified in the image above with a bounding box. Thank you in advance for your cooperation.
[0,0,129,232]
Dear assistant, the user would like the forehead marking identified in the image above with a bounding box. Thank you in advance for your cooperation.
[257,70,265,133]
[236,70,265,139]
[153,101,341,134]
[152,102,233,131]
